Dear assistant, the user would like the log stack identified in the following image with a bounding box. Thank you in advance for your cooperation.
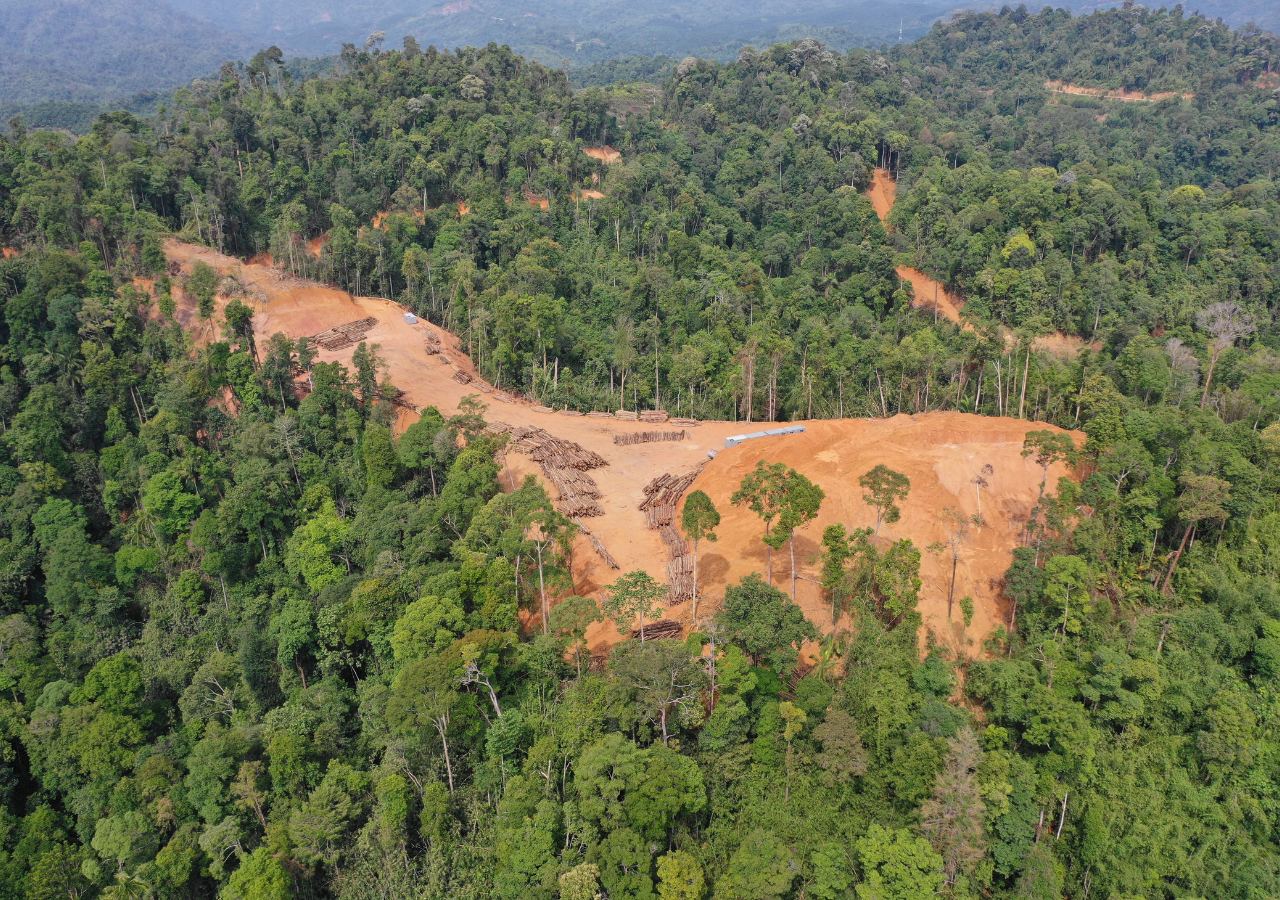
[638,468,704,602]
[640,410,669,424]
[613,430,687,446]
[629,618,683,640]
[310,317,378,351]
[506,425,608,518]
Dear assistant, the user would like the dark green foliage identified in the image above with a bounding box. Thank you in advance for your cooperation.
[0,14,1276,900]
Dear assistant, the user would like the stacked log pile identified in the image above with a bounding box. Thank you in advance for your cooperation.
[613,430,686,446]
[451,370,472,384]
[629,618,683,640]
[310,317,378,351]
[640,410,670,424]
[506,425,608,518]
[423,332,443,354]
[639,469,703,601]
[670,417,699,427]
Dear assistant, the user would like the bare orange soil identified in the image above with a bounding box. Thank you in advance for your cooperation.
[1032,332,1100,357]
[868,168,964,323]
[1045,79,1193,103]
[1,247,17,258]
[574,189,606,201]
[456,201,471,217]
[583,146,621,164]
[162,239,1079,656]
[306,235,327,258]
[678,416,1076,655]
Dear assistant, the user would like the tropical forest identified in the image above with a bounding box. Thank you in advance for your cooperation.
[0,5,1279,900]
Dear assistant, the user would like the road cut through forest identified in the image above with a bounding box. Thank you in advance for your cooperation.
[867,167,965,323]
[163,239,1079,658]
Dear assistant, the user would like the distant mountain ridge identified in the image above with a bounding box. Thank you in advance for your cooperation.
[0,0,261,107]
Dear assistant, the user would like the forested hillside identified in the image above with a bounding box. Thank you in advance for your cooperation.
[1,6,1280,900]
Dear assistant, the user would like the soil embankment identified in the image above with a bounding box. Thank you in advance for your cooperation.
[868,168,964,323]
[162,239,1079,656]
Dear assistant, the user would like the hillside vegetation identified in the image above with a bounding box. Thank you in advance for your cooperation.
[0,7,1280,900]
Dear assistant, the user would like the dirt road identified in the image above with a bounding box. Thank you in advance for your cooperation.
[868,168,965,323]
[163,240,1077,655]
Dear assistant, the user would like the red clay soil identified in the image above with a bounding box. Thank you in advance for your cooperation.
[457,202,471,217]
[161,239,1081,657]
[677,415,1077,657]
[306,235,327,259]
[574,189,606,201]
[582,146,621,164]
[1,247,19,258]
[1045,79,1192,103]
[868,168,964,324]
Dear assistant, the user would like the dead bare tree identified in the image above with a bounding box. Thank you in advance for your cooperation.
[1196,301,1255,409]
[971,464,993,526]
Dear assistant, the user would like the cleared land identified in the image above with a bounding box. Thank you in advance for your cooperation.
[162,239,1080,656]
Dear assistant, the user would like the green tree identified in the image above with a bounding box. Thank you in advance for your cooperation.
[680,489,720,618]
[858,465,910,537]
[603,570,667,643]
[549,595,604,676]
[186,261,219,325]
[1160,473,1230,595]
[715,830,796,900]
[854,824,944,900]
[388,655,461,792]
[731,460,789,582]
[220,847,291,900]
[657,850,705,900]
[774,470,825,600]
[716,573,817,674]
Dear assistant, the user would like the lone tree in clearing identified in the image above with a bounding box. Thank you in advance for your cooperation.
[859,465,910,537]
[772,471,825,601]
[928,507,971,620]
[186,260,219,326]
[680,489,720,619]
[731,460,790,582]
[602,570,666,643]
[971,464,993,526]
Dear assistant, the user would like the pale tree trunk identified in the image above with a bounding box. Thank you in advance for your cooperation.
[434,715,455,793]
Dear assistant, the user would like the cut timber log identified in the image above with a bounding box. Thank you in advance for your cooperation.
[637,466,705,602]
[614,430,687,446]
[310,317,378,351]
[629,618,682,640]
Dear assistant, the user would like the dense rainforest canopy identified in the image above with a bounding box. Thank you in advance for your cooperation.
[1,5,1280,899]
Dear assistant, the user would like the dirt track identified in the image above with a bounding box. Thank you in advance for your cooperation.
[868,169,964,323]
[163,239,1078,655]
[1044,79,1192,103]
